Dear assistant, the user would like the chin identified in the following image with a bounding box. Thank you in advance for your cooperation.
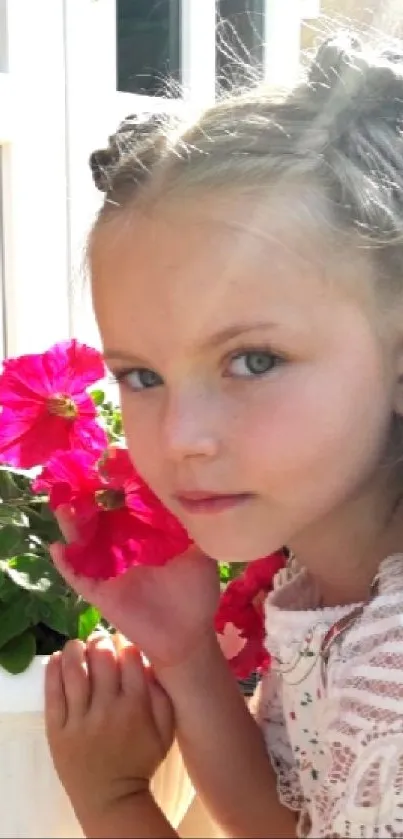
[191,530,282,564]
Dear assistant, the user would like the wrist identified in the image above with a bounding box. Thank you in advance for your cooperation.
[75,784,149,835]
[74,778,149,825]
[76,788,178,839]
[155,628,228,692]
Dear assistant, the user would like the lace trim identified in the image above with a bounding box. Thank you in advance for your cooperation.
[264,727,311,839]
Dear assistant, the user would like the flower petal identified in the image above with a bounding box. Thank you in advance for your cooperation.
[71,417,107,459]
[33,450,102,494]
[98,446,144,493]
[215,551,286,679]
[41,340,105,394]
[0,410,72,468]
[0,340,104,407]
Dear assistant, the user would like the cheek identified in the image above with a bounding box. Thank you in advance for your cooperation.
[241,364,390,492]
[119,394,163,482]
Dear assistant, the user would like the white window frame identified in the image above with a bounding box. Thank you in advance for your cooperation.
[1,0,70,357]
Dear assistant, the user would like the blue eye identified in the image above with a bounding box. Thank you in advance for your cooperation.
[116,368,163,391]
[227,351,279,378]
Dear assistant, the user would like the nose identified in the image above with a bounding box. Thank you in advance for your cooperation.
[162,386,221,462]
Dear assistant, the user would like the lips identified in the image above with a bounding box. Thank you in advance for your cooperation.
[174,491,253,514]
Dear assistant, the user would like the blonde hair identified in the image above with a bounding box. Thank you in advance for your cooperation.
[90,32,403,288]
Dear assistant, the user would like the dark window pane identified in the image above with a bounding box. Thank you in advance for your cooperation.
[216,0,264,90]
[117,0,181,97]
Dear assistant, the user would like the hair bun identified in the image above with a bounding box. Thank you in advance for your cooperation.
[308,33,363,89]
[307,33,403,132]
[89,113,167,193]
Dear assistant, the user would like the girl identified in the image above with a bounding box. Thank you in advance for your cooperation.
[44,32,403,838]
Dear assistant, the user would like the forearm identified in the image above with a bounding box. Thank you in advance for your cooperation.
[76,790,178,839]
[157,633,296,839]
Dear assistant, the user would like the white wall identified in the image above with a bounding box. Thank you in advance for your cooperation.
[0,0,306,358]
[1,0,69,356]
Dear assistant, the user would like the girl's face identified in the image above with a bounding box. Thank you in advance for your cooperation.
[91,193,397,562]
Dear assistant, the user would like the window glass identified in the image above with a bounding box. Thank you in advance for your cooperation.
[117,0,181,97]
[216,0,264,90]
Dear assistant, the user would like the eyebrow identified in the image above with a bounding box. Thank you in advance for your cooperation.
[104,321,280,364]
[199,321,280,349]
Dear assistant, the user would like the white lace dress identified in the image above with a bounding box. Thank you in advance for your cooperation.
[255,554,403,838]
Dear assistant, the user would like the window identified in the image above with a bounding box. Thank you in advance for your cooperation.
[216,0,264,90]
[117,0,181,97]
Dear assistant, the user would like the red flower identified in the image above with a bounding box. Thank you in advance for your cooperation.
[34,446,191,579]
[215,552,286,679]
[0,340,107,468]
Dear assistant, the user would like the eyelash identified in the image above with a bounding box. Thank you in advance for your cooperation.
[110,347,285,392]
[110,368,163,392]
[224,347,285,378]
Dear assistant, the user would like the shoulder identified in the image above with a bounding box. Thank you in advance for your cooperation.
[326,555,403,746]
[330,554,403,696]
[316,555,403,837]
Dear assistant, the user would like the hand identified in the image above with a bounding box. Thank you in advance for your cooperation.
[50,508,221,669]
[45,632,174,829]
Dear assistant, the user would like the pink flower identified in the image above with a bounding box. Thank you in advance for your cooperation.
[34,446,191,579]
[215,552,286,679]
[0,340,107,468]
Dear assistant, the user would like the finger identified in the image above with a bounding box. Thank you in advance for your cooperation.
[49,542,75,581]
[111,632,132,655]
[86,633,120,711]
[148,677,174,754]
[55,504,79,542]
[111,633,149,693]
[45,651,67,731]
[118,643,148,700]
[112,632,151,668]
[60,639,91,720]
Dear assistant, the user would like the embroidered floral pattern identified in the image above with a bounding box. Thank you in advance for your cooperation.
[256,554,403,838]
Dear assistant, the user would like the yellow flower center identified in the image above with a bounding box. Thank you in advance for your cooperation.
[95,489,125,510]
[47,394,78,419]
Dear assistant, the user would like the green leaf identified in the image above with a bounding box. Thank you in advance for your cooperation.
[218,561,246,586]
[37,597,72,636]
[0,470,23,500]
[218,563,230,584]
[0,594,33,647]
[0,631,36,674]
[90,388,105,406]
[25,513,61,545]
[78,605,102,640]
[0,504,24,525]
[0,570,26,602]
[3,554,66,599]
[0,524,28,558]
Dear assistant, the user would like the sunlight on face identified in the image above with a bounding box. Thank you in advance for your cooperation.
[90,192,395,562]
